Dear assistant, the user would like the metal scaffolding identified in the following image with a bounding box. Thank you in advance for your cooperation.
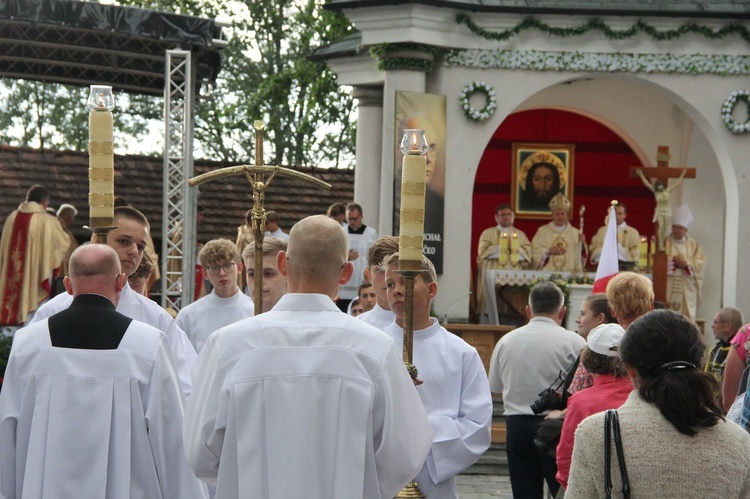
[161,49,197,312]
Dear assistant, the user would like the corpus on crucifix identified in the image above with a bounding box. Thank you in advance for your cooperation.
[630,146,696,304]
[188,121,330,312]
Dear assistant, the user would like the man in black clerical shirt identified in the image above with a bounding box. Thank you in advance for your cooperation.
[0,244,205,497]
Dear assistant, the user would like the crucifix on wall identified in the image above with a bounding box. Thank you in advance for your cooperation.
[630,146,696,304]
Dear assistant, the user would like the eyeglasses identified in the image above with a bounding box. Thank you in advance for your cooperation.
[713,319,727,325]
[206,263,236,275]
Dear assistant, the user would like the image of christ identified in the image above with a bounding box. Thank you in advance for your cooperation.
[520,162,561,211]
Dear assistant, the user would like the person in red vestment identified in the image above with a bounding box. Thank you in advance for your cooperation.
[0,185,69,325]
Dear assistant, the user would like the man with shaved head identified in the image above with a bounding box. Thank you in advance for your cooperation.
[29,206,197,398]
[184,215,432,499]
[0,244,205,498]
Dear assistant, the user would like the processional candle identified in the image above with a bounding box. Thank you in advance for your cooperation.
[398,129,428,271]
[87,85,115,230]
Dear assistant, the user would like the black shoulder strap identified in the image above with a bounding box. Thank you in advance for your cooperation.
[604,409,630,499]
[560,355,580,406]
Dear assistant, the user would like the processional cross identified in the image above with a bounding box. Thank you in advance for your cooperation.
[188,121,330,312]
[629,146,696,304]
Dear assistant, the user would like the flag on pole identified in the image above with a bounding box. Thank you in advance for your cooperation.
[593,204,619,293]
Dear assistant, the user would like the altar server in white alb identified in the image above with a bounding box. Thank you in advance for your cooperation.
[383,253,493,498]
[0,244,205,499]
[358,235,400,330]
[28,206,197,397]
[184,215,432,499]
[177,238,254,353]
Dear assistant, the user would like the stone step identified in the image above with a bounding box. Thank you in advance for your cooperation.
[464,443,509,475]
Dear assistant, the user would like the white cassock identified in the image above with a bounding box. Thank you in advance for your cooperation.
[28,282,197,398]
[0,319,206,499]
[383,319,493,499]
[183,294,433,499]
[358,302,396,331]
[176,288,254,353]
[340,226,378,300]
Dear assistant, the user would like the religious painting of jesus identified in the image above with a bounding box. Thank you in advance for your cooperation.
[511,143,575,219]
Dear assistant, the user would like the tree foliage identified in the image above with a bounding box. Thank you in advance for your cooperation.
[0,0,356,168]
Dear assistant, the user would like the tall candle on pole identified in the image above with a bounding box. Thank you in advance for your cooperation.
[398,129,428,372]
[395,129,428,499]
[85,85,116,243]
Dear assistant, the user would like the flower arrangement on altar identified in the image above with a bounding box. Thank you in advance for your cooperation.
[722,90,750,134]
[459,81,497,122]
[523,273,594,307]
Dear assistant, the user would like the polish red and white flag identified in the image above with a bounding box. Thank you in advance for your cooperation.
[592,205,619,293]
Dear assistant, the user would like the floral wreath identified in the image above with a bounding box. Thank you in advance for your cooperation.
[458,81,497,122]
[722,90,750,134]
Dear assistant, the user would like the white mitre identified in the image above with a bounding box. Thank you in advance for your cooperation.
[671,204,694,229]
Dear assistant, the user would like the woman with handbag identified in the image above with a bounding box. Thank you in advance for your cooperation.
[566,310,750,498]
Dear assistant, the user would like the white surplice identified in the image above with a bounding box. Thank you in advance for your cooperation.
[28,283,197,398]
[183,293,433,499]
[176,288,254,353]
[0,319,206,499]
[383,319,493,499]
[357,302,396,331]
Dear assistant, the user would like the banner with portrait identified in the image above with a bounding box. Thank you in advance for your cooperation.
[511,143,575,219]
[394,91,446,273]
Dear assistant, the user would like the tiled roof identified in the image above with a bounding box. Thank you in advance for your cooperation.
[0,145,354,248]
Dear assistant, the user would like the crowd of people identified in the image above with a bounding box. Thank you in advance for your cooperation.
[1,184,747,498]
[0,193,494,498]
[476,196,706,324]
[489,271,750,498]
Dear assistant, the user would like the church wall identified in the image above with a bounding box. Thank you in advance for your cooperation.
[431,67,739,324]
[335,5,749,324]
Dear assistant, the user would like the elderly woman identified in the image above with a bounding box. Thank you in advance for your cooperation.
[566,310,750,498]
[555,323,632,491]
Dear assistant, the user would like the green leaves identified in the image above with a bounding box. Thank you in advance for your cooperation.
[1,0,355,168]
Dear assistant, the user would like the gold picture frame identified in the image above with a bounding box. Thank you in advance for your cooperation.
[511,143,575,219]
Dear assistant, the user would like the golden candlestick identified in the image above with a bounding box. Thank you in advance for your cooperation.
[499,232,508,265]
[510,232,520,265]
[85,85,117,243]
[395,129,428,499]
[638,236,648,271]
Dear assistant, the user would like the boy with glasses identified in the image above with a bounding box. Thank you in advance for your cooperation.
[177,238,254,353]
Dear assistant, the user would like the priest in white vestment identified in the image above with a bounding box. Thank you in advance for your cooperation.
[665,205,706,320]
[184,216,432,499]
[475,204,532,322]
[383,254,493,498]
[0,245,205,499]
[532,193,585,272]
[177,239,254,352]
[589,203,641,264]
[28,206,197,398]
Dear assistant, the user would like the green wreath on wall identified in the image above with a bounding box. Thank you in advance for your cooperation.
[459,81,497,122]
[722,90,750,134]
